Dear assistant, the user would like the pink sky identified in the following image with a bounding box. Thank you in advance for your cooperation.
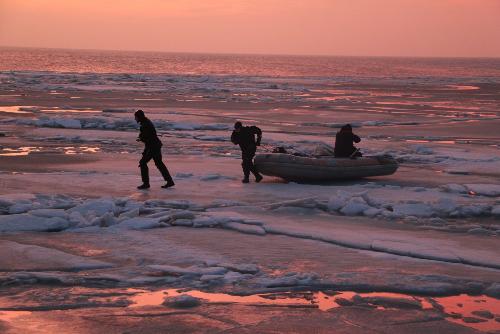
[0,0,499,57]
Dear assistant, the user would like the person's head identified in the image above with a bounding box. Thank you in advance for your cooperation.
[341,124,352,133]
[135,109,146,123]
[234,121,243,132]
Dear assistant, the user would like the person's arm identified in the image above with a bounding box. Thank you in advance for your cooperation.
[141,121,157,144]
[251,126,262,146]
[138,124,145,142]
[230,131,239,145]
[352,134,361,143]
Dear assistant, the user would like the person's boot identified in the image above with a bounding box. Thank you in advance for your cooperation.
[241,177,250,184]
[137,184,150,190]
[161,181,175,189]
[255,174,263,183]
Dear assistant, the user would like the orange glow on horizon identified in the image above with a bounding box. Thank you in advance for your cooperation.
[0,0,499,57]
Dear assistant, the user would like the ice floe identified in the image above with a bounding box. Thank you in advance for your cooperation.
[0,240,112,271]
[0,214,71,232]
[0,192,498,271]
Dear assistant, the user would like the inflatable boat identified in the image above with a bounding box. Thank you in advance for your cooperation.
[254,153,398,182]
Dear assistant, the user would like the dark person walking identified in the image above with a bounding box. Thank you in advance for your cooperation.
[135,110,175,189]
[334,124,362,158]
[231,121,263,183]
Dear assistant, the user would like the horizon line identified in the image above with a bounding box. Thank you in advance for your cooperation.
[2,44,500,60]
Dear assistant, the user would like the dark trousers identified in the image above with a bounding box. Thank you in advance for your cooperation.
[139,147,173,185]
[241,148,259,179]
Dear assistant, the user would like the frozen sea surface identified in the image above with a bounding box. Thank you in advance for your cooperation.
[0,67,499,333]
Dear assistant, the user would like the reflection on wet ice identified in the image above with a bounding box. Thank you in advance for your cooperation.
[127,288,500,331]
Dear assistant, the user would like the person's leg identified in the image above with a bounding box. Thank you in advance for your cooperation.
[152,151,174,186]
[241,151,251,183]
[139,150,153,188]
[246,149,262,182]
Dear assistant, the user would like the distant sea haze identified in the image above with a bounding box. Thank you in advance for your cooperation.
[1,47,500,78]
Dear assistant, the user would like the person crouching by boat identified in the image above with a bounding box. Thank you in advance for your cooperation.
[231,121,263,183]
[135,109,175,190]
[334,124,362,158]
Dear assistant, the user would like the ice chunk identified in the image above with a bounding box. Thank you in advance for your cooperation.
[462,317,488,323]
[68,211,89,227]
[471,310,494,319]
[199,173,235,181]
[158,211,196,224]
[363,207,382,217]
[171,219,194,227]
[393,203,434,218]
[149,265,200,276]
[0,198,14,208]
[432,198,458,215]
[0,214,70,232]
[440,184,467,194]
[198,267,228,275]
[223,222,266,235]
[484,283,500,298]
[175,172,194,178]
[467,228,491,235]
[57,118,81,128]
[258,272,319,288]
[97,212,117,227]
[220,263,259,274]
[69,199,116,217]
[0,240,112,271]
[193,217,219,228]
[465,184,500,197]
[413,145,434,155]
[460,205,490,216]
[223,271,248,283]
[268,197,319,210]
[29,209,68,219]
[327,191,351,211]
[429,217,447,226]
[117,217,162,230]
[199,274,225,282]
[8,203,33,214]
[119,208,140,219]
[163,295,201,308]
[147,264,225,277]
[194,135,227,142]
[36,117,82,129]
[340,197,371,216]
[352,295,422,309]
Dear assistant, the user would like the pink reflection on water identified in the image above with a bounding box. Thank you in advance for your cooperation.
[128,289,500,331]
[0,311,31,321]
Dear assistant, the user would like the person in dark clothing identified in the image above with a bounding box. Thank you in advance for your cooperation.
[231,121,263,183]
[334,124,362,158]
[135,110,175,189]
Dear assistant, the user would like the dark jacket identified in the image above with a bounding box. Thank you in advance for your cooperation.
[334,128,360,157]
[138,118,162,149]
[231,126,262,151]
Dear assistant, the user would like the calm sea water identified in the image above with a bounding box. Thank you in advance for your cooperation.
[1,47,500,78]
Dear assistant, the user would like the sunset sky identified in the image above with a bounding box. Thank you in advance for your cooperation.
[0,0,499,57]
